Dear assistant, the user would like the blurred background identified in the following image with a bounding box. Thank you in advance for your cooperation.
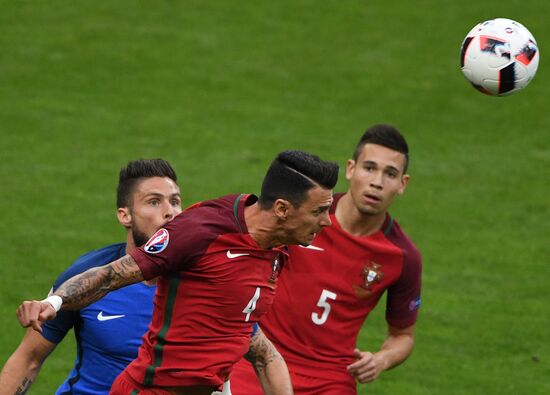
[0,1,548,394]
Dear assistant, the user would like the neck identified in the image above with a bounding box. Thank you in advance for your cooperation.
[335,192,387,237]
[124,232,156,285]
[125,231,136,254]
[244,203,282,249]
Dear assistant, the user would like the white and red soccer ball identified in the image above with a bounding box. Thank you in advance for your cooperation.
[460,18,539,96]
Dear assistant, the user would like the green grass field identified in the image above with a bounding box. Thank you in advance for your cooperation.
[1,1,549,394]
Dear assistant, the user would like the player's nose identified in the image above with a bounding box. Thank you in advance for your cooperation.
[369,171,383,189]
[319,211,331,227]
[164,203,178,221]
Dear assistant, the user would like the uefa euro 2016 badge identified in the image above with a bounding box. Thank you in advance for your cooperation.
[144,228,169,254]
[352,261,384,300]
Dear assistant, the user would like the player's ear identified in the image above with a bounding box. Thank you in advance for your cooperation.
[398,174,410,195]
[273,198,291,220]
[117,207,132,228]
[345,159,356,181]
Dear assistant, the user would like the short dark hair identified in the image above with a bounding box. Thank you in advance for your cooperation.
[117,159,178,208]
[353,124,409,173]
[258,150,339,209]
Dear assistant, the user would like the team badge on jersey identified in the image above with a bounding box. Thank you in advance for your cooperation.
[144,228,169,254]
[353,261,384,300]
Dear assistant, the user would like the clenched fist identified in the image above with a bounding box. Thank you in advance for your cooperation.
[16,300,58,332]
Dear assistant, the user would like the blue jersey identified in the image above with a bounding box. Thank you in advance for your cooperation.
[41,243,156,395]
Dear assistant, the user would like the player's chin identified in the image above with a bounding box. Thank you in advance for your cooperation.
[299,233,317,246]
[358,204,381,216]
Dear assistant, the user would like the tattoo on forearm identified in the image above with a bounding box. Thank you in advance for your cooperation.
[14,377,32,395]
[246,332,283,374]
[56,255,143,310]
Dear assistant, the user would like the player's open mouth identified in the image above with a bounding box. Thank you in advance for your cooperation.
[364,194,381,203]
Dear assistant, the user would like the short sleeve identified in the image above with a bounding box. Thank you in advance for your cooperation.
[40,243,125,343]
[40,309,79,344]
[129,208,219,280]
[385,247,422,328]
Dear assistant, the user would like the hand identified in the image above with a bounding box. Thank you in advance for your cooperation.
[16,300,57,332]
[346,348,384,384]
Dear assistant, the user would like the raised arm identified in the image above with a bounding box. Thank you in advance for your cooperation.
[16,255,144,332]
[245,327,293,395]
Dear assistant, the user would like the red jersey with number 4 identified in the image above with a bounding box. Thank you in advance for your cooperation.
[125,194,286,389]
[259,193,421,380]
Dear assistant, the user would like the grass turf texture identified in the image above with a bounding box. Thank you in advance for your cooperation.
[1,1,549,394]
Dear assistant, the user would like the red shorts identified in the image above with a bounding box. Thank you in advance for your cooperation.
[110,371,217,395]
[230,358,357,395]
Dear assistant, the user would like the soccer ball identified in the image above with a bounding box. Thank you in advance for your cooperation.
[460,18,539,96]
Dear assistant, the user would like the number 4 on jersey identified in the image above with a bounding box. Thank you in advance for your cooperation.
[311,289,337,325]
[242,287,261,322]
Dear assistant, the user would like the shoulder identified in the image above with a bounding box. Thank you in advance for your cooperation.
[174,194,252,235]
[184,194,243,215]
[330,192,346,214]
[384,218,422,268]
[52,243,126,290]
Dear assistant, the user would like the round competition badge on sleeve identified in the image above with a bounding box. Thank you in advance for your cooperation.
[409,296,421,311]
[144,228,169,254]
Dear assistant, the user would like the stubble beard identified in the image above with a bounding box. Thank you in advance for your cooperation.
[132,227,150,247]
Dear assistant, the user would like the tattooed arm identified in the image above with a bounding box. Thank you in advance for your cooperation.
[0,329,56,395]
[245,327,293,395]
[16,255,144,332]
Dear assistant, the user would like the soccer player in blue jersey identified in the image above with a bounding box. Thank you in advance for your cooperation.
[0,159,182,394]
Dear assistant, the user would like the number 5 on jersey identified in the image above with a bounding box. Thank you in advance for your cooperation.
[311,289,337,325]
[242,287,261,322]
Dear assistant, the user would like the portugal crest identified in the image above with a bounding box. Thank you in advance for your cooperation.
[353,261,384,300]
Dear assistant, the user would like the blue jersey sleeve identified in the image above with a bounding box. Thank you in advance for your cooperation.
[251,323,260,337]
[40,243,126,344]
[41,310,79,344]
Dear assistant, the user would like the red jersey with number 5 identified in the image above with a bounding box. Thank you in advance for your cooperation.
[126,194,286,388]
[259,193,421,380]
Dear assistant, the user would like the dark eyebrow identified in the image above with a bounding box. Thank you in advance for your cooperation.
[363,160,401,174]
[144,192,181,199]
[316,201,333,212]
[385,165,400,173]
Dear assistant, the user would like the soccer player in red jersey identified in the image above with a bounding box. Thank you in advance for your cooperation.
[16,150,339,395]
[231,125,422,395]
